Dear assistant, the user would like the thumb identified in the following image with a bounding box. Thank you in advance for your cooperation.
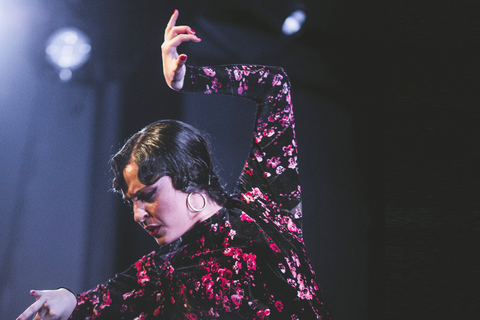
[178,54,187,65]
[30,290,43,299]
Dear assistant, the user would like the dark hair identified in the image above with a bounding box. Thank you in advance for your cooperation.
[110,120,226,206]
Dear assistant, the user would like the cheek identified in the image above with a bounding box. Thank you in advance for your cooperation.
[145,202,160,217]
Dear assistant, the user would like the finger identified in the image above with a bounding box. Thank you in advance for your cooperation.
[165,25,196,41]
[162,34,201,55]
[31,289,43,299]
[37,303,48,318]
[165,9,179,38]
[17,298,46,320]
[178,54,187,66]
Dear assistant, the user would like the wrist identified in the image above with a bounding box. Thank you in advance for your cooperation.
[57,287,78,304]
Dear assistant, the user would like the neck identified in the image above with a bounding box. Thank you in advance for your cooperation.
[197,201,223,223]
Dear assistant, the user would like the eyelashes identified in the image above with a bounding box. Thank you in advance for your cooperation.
[122,187,157,211]
[137,188,157,202]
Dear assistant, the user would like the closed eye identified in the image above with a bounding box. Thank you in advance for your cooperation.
[137,188,157,202]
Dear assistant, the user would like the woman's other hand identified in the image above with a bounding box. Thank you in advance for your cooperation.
[16,289,76,320]
[161,9,201,91]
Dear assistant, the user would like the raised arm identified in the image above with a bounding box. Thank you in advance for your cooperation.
[181,65,302,234]
[161,11,302,238]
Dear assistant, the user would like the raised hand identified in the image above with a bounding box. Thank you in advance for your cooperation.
[161,9,201,91]
[16,289,77,320]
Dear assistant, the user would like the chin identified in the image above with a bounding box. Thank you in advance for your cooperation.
[155,234,182,246]
[155,237,167,245]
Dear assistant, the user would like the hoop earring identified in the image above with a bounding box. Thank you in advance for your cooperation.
[187,192,207,212]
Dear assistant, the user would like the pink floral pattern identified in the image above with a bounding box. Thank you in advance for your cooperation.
[69,65,332,319]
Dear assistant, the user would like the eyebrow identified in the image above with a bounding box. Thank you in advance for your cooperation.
[123,189,142,201]
[123,186,155,201]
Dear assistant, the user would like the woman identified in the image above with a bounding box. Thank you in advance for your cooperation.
[18,10,332,320]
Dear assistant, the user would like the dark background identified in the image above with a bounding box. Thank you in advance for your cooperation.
[1,0,476,319]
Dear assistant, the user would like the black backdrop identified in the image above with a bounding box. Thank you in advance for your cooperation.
[3,0,476,319]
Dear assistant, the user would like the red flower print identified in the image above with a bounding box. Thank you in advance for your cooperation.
[241,191,255,204]
[266,157,281,168]
[231,293,243,307]
[123,289,134,300]
[210,262,220,273]
[211,77,221,92]
[280,114,291,127]
[272,73,283,86]
[255,133,263,144]
[201,273,213,286]
[238,83,244,95]
[216,276,228,288]
[263,128,275,137]
[242,253,257,271]
[133,312,147,320]
[282,144,294,156]
[208,308,220,317]
[240,211,255,222]
[99,291,111,309]
[288,156,298,169]
[233,260,242,273]
[234,69,243,81]
[275,300,284,312]
[287,218,298,233]
[254,150,265,162]
[134,288,145,298]
[203,68,216,77]
[268,112,281,122]
[276,165,286,174]
[233,248,243,259]
[256,309,271,319]
[224,247,234,256]
[218,268,233,279]
[270,243,281,253]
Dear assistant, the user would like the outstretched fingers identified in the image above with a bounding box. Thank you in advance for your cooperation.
[161,10,201,91]
[16,291,45,320]
[162,32,200,57]
[163,9,199,46]
[165,25,196,41]
[165,9,195,39]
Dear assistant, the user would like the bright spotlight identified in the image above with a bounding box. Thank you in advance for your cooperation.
[45,27,91,81]
[282,10,306,36]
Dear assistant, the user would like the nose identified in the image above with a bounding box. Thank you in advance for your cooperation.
[133,201,148,224]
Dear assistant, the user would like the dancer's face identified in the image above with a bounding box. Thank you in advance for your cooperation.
[122,163,196,245]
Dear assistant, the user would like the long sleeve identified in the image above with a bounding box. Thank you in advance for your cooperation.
[69,251,160,319]
[182,65,303,241]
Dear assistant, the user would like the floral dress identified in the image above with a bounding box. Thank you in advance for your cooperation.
[69,65,333,319]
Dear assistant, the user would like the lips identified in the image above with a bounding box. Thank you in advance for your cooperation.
[145,225,161,236]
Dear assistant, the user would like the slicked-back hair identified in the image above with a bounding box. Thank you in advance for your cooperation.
[110,120,226,206]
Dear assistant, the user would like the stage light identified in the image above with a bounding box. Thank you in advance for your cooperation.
[45,27,91,81]
[282,10,306,36]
